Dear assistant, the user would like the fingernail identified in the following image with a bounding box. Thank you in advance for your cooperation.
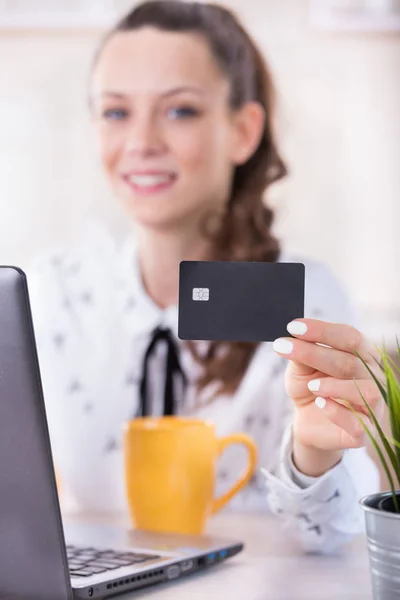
[308,379,320,392]
[287,321,307,335]
[273,338,293,354]
[315,397,326,409]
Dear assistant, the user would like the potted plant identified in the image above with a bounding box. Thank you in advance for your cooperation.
[349,338,400,600]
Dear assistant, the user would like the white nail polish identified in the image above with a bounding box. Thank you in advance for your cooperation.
[315,397,326,409]
[308,379,320,392]
[287,321,307,335]
[273,338,293,354]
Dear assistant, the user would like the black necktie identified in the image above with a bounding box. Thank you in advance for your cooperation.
[139,326,187,417]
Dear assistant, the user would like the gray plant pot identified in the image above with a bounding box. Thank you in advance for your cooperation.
[360,491,400,600]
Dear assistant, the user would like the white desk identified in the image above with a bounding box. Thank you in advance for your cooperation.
[68,512,373,600]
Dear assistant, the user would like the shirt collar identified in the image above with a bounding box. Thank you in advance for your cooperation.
[120,237,179,338]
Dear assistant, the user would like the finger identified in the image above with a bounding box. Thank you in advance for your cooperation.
[307,377,384,414]
[273,336,375,380]
[286,318,381,365]
[314,397,373,449]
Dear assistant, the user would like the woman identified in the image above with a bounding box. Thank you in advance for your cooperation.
[29,0,381,554]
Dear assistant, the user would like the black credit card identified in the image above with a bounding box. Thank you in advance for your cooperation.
[178,260,305,342]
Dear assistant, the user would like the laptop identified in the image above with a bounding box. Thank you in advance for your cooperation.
[0,266,243,600]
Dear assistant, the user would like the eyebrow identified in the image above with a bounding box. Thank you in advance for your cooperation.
[94,86,205,101]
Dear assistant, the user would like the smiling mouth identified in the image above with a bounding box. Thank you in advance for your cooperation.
[122,173,177,194]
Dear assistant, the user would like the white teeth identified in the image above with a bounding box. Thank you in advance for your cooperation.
[128,175,172,187]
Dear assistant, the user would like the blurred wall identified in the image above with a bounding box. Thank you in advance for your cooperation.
[0,0,399,346]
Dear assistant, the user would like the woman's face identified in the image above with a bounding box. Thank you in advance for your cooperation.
[90,27,255,232]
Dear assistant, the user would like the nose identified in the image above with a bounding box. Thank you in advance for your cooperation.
[124,114,165,157]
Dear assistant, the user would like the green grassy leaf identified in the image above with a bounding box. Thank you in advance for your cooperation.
[355,350,388,405]
[372,344,386,374]
[351,342,400,512]
[344,402,400,513]
[387,354,400,379]
[386,435,400,450]
[386,361,400,467]
[349,382,400,487]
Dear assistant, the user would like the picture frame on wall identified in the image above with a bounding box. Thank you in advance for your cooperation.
[309,0,400,31]
[0,0,134,30]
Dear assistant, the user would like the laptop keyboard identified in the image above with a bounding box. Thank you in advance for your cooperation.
[66,545,160,578]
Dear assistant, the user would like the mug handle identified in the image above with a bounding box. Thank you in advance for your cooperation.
[211,433,257,514]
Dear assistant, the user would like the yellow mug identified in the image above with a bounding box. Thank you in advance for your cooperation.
[123,416,257,535]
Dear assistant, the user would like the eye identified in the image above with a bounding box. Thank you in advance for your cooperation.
[102,108,129,121]
[167,106,200,120]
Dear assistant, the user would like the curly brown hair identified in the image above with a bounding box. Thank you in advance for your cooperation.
[94,0,287,397]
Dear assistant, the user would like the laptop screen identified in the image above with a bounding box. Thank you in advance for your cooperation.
[0,266,72,600]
